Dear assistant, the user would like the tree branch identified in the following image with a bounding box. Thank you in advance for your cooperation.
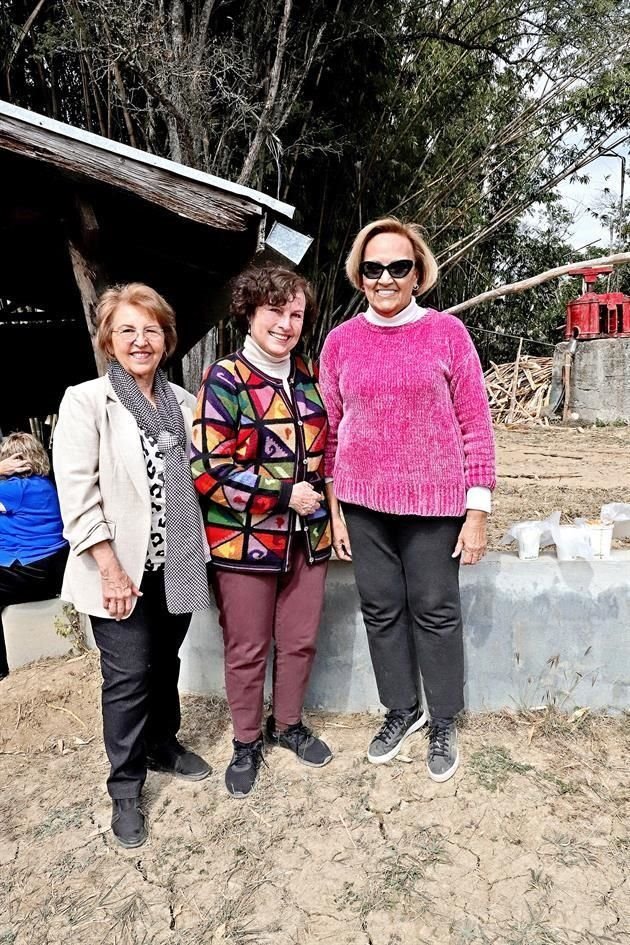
[449,252,630,315]
[237,0,292,185]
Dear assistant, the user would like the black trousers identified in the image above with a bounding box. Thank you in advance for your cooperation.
[90,569,191,799]
[0,545,69,676]
[342,505,465,719]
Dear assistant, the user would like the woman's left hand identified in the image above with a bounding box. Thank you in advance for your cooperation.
[452,510,488,565]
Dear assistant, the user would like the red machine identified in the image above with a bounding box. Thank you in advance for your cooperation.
[565,266,630,339]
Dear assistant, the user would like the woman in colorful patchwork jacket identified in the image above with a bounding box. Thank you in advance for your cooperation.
[191,267,333,797]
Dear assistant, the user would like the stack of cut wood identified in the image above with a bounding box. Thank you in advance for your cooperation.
[484,355,554,425]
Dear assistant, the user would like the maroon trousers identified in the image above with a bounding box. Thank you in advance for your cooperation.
[212,541,328,743]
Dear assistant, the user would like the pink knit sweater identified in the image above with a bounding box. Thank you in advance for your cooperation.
[319,310,496,516]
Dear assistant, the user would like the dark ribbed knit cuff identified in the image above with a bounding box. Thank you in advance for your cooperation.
[277,480,293,513]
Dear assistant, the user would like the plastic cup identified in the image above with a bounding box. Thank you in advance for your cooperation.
[586,522,613,559]
[554,525,579,561]
[517,525,540,560]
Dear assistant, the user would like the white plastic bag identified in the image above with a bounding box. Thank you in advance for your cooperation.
[500,510,561,560]
[600,503,630,539]
[551,520,593,561]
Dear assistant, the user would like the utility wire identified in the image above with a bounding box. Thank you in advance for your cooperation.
[466,324,557,348]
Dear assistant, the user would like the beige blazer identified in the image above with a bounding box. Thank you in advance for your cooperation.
[53,375,201,619]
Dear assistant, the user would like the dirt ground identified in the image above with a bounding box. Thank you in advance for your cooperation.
[1,424,629,944]
[489,424,630,549]
[1,653,629,945]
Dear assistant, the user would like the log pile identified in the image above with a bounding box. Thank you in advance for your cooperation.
[484,355,554,425]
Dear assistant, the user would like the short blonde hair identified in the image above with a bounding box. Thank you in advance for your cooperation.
[0,432,50,477]
[95,283,178,362]
[345,217,439,295]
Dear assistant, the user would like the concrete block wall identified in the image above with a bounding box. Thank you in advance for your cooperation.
[4,553,629,713]
[553,338,630,423]
[3,598,93,669]
[180,551,630,714]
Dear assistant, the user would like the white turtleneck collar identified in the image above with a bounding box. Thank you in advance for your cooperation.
[364,297,428,327]
[242,334,291,382]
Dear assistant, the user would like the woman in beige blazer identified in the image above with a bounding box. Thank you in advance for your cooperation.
[53,283,211,849]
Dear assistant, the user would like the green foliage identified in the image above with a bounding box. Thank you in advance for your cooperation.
[2,0,629,362]
[53,602,87,654]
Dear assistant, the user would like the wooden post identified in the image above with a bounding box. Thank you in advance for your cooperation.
[66,196,108,376]
[562,350,573,422]
[506,337,523,424]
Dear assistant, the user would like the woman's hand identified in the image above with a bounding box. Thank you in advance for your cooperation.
[331,514,352,561]
[323,480,352,560]
[289,481,323,516]
[452,510,488,565]
[100,563,142,620]
[0,456,30,477]
[88,540,142,620]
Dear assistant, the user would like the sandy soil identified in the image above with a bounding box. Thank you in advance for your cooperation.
[1,425,629,944]
[0,652,628,945]
[489,424,630,549]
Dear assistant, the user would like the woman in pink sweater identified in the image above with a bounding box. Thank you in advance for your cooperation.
[319,217,495,782]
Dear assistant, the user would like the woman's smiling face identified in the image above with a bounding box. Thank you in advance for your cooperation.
[109,302,166,383]
[361,232,419,318]
[249,291,306,357]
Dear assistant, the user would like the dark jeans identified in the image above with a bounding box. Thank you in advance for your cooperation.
[90,569,191,799]
[0,545,69,676]
[342,504,465,719]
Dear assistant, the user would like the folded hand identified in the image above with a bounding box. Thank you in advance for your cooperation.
[289,481,323,516]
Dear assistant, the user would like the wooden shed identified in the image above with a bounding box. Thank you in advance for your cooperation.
[0,100,296,438]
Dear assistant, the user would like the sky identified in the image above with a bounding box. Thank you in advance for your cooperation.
[557,152,627,250]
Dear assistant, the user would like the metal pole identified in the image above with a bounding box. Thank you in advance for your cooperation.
[602,150,627,289]
[619,156,626,252]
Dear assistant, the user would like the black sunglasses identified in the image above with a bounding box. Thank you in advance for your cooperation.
[359,259,415,280]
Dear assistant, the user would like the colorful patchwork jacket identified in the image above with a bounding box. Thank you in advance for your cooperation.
[191,350,332,573]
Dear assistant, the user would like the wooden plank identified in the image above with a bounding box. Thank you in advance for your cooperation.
[506,338,523,424]
[66,195,108,376]
[0,114,261,232]
[0,100,295,219]
[67,238,107,376]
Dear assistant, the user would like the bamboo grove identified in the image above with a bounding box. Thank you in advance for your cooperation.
[2,0,630,360]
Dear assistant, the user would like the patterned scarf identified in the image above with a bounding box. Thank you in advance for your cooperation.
[108,361,210,615]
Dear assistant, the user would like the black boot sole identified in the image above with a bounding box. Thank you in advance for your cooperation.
[112,828,148,849]
[146,760,211,781]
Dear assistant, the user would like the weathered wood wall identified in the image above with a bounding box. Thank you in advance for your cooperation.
[0,114,260,231]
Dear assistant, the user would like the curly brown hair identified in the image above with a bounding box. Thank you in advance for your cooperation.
[229,267,318,334]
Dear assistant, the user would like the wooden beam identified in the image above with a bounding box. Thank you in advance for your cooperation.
[0,113,261,232]
[67,238,107,375]
[66,195,108,375]
[75,197,99,251]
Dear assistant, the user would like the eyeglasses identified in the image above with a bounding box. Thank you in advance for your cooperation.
[359,259,415,280]
[112,327,165,342]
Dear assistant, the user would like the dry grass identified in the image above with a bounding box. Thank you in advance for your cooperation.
[1,657,629,945]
